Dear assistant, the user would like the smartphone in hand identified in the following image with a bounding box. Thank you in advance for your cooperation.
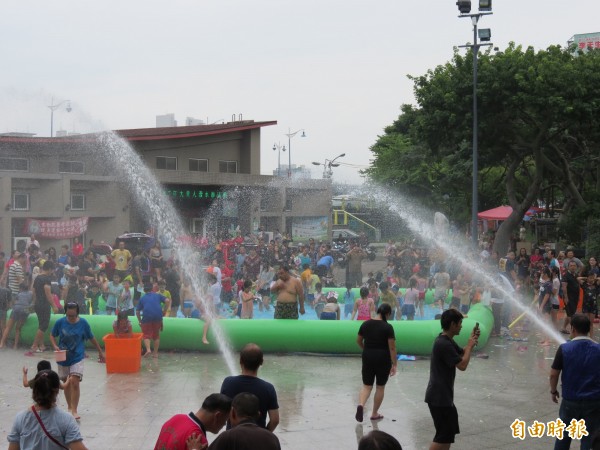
[474,322,481,337]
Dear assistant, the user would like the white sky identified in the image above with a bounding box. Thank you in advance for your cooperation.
[1,1,598,182]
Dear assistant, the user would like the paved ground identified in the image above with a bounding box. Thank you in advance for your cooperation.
[0,323,584,450]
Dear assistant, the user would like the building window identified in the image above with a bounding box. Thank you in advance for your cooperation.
[0,157,29,172]
[285,197,293,211]
[189,159,208,172]
[260,196,269,212]
[156,156,177,170]
[59,161,85,174]
[219,160,238,174]
[12,193,29,211]
[70,193,86,211]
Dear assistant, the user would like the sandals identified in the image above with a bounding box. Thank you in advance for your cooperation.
[370,414,384,421]
[355,405,363,423]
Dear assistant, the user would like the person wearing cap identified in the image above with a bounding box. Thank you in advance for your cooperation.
[136,282,168,358]
[208,393,281,450]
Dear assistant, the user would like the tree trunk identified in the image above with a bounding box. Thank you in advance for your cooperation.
[493,147,544,255]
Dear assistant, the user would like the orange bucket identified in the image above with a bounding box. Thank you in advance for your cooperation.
[102,333,143,374]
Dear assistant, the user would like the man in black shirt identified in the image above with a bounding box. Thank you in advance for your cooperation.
[561,261,581,334]
[425,309,479,450]
[29,260,58,354]
[208,393,281,450]
[220,343,279,431]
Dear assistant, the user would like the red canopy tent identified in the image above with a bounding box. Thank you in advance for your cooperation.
[477,205,513,220]
[478,205,544,220]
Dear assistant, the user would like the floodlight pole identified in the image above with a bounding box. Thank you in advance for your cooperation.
[284,128,306,178]
[458,11,492,248]
[48,97,72,137]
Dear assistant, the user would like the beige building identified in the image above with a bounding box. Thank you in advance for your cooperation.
[0,120,332,253]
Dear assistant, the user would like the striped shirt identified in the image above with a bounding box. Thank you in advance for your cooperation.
[8,261,24,296]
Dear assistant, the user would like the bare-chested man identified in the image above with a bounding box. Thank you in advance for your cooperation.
[271,265,305,319]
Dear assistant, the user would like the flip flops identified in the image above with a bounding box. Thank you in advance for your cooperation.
[355,405,363,423]
[370,414,384,421]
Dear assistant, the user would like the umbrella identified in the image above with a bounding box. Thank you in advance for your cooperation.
[118,233,152,240]
[90,243,113,255]
[116,233,154,252]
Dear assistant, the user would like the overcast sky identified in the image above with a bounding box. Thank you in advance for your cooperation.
[1,1,598,182]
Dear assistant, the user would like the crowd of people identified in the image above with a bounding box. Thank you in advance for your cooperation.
[7,341,407,450]
[2,230,600,449]
[1,232,599,344]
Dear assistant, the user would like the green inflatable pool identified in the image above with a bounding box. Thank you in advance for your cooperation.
[11,304,492,356]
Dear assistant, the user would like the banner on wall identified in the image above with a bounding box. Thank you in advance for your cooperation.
[292,217,329,241]
[23,217,89,239]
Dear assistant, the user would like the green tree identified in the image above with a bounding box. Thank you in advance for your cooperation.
[367,44,600,253]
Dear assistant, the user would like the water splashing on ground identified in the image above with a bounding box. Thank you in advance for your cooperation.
[352,183,566,345]
[97,132,238,374]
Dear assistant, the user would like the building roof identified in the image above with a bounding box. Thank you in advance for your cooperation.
[0,120,277,144]
[114,120,277,141]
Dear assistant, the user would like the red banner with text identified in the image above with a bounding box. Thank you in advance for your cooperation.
[23,217,89,239]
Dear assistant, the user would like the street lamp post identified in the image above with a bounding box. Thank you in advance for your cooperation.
[284,128,306,178]
[48,97,72,137]
[272,143,286,177]
[312,153,346,178]
[457,0,493,248]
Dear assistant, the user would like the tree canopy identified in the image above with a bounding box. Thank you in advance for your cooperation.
[366,43,600,253]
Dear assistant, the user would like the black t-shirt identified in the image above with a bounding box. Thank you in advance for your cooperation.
[564,272,580,301]
[220,375,279,429]
[163,268,180,292]
[78,260,92,277]
[358,319,395,350]
[131,257,141,281]
[208,421,281,450]
[33,274,53,310]
[551,346,564,371]
[425,334,463,407]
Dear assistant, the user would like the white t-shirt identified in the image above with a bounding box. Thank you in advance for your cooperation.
[212,266,222,285]
[210,282,222,305]
[551,277,561,305]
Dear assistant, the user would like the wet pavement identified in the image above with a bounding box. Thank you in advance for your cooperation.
[1,323,589,449]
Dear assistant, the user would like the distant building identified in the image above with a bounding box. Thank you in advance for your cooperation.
[274,164,312,179]
[185,117,205,126]
[156,113,177,128]
[0,120,332,252]
[568,32,600,53]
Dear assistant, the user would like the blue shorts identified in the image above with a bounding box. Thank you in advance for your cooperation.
[401,304,415,318]
[320,311,337,320]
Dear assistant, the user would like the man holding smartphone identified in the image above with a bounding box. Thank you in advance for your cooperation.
[425,309,479,450]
